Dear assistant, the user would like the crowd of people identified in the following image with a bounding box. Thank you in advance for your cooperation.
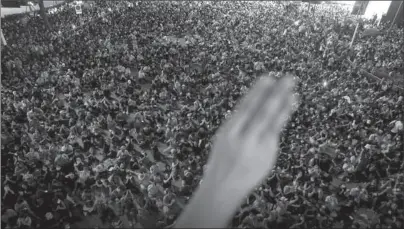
[1,1,404,228]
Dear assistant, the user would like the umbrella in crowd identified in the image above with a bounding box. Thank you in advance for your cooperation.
[1,1,404,229]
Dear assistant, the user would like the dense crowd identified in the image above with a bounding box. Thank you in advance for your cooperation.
[1,1,404,229]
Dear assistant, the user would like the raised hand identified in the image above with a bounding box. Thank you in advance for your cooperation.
[176,74,296,228]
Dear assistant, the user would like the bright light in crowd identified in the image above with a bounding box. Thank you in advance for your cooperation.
[338,1,391,20]
[323,81,328,87]
[363,1,391,20]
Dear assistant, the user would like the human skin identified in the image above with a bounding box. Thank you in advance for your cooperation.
[176,75,296,228]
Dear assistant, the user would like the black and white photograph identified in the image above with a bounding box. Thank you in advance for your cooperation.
[1,0,403,228]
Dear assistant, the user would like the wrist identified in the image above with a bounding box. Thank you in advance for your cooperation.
[176,177,245,228]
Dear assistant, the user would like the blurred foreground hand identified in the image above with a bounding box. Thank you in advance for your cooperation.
[176,74,296,228]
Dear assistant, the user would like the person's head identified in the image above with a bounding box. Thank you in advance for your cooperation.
[45,212,53,220]
[310,176,316,182]
[85,200,93,207]
[112,194,119,203]
[20,208,29,217]
[150,166,156,174]
[21,182,28,190]
[6,172,13,179]
[164,188,170,195]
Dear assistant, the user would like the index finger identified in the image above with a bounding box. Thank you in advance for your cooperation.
[227,75,290,139]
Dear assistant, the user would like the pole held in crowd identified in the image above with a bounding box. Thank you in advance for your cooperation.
[350,22,360,48]
[1,29,7,46]
[388,0,403,32]
[345,58,404,90]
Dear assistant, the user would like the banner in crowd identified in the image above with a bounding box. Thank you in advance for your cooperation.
[75,5,82,14]
[362,28,382,37]
[351,1,369,15]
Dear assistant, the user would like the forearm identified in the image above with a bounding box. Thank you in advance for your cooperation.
[378,189,389,196]
[291,221,304,228]
[167,199,176,207]
[6,179,16,184]
[290,199,299,205]
[176,178,245,228]
[294,165,303,169]
[66,198,76,205]
[380,182,390,189]
[165,174,173,183]
[28,209,39,218]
